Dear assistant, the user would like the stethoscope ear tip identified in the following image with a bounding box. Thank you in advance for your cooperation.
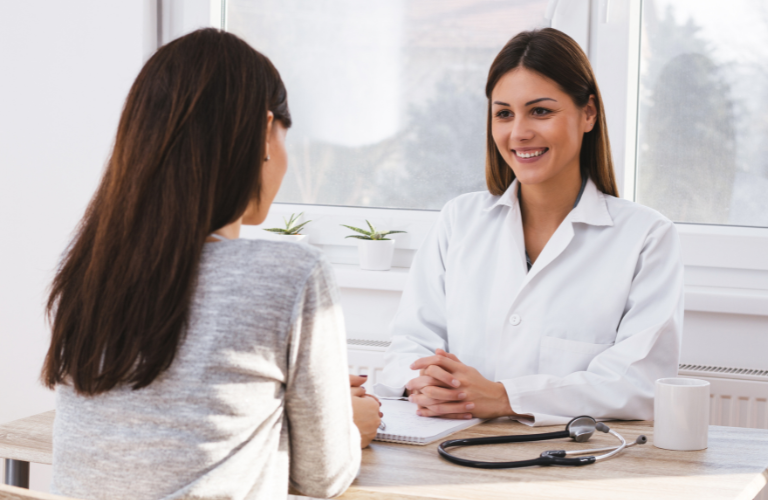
[636,435,648,445]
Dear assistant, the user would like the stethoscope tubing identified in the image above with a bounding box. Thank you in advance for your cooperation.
[437,429,582,468]
[437,416,646,469]
[440,429,569,447]
[437,442,597,468]
[592,429,626,461]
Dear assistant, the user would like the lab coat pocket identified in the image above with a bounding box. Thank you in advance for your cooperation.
[538,336,613,378]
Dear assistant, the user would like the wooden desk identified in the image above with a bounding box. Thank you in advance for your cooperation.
[0,411,54,488]
[345,419,768,500]
[0,412,54,466]
[2,412,767,499]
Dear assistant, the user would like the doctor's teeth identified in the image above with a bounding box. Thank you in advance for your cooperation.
[517,149,546,158]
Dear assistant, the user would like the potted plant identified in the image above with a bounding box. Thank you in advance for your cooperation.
[341,220,406,271]
[263,212,312,243]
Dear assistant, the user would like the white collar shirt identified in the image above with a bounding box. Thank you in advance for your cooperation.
[375,178,684,426]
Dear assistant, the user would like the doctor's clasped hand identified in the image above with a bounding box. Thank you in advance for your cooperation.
[407,349,515,419]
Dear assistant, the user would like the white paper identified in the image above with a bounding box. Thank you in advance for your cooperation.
[375,399,484,445]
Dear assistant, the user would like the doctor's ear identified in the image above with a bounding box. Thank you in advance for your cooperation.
[583,95,597,133]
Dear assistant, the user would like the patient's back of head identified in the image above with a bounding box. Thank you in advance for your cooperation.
[43,28,291,396]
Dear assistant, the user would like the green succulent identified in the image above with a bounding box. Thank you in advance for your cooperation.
[264,212,312,236]
[341,220,406,241]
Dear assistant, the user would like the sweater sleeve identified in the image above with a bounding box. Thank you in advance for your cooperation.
[285,257,361,498]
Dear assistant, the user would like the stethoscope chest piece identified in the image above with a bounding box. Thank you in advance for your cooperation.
[437,415,646,469]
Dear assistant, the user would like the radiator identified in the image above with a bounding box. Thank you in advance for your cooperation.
[347,340,389,393]
[678,364,768,429]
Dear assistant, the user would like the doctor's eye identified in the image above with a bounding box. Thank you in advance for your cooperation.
[531,107,552,117]
[495,109,513,119]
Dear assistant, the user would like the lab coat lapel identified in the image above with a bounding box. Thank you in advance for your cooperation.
[519,215,575,290]
[519,178,612,289]
[484,181,528,344]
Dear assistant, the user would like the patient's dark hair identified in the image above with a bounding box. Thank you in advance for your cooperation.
[484,28,618,197]
[42,28,291,395]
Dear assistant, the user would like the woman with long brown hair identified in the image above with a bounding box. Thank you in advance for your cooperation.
[44,28,378,499]
[376,28,684,426]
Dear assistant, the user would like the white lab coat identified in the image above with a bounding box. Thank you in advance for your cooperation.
[374,178,684,426]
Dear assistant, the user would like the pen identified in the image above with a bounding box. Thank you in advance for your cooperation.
[378,420,386,431]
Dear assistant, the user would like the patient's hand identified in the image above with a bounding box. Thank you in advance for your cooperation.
[406,349,514,420]
[350,374,382,448]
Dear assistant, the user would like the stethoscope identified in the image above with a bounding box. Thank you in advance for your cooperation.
[438,415,647,469]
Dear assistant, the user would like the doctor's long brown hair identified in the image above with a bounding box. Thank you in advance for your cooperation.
[42,29,291,395]
[485,28,619,197]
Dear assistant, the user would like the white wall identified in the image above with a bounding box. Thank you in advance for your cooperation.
[0,0,149,489]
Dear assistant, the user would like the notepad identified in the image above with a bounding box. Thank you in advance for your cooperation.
[374,399,484,445]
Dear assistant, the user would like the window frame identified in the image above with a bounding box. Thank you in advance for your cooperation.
[590,0,768,290]
[165,0,768,289]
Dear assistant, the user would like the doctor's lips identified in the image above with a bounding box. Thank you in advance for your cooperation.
[512,147,549,163]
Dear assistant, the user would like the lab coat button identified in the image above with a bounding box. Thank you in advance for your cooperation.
[509,314,521,326]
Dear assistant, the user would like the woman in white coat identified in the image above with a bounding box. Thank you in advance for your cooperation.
[375,28,684,426]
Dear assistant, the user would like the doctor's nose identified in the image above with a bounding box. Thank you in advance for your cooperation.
[508,118,535,145]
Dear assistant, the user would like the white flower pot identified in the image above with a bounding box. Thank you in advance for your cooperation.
[279,234,309,244]
[357,239,395,271]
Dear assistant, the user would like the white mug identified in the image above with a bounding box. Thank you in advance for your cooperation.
[654,377,710,451]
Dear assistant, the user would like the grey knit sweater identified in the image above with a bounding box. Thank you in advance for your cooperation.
[52,239,361,500]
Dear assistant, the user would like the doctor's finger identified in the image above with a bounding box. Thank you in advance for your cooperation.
[435,349,461,363]
[408,393,443,407]
[424,365,461,388]
[419,385,464,401]
[423,401,475,416]
[406,375,452,392]
[417,404,473,419]
[410,354,461,372]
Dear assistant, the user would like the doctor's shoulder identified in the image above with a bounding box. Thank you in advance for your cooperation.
[437,190,501,229]
[602,194,681,250]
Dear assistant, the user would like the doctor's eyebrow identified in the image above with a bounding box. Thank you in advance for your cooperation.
[492,97,558,107]
[525,97,557,106]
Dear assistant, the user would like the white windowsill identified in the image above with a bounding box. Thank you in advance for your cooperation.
[685,286,768,317]
[333,263,410,292]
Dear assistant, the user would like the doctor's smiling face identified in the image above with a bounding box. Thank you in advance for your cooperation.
[490,67,596,188]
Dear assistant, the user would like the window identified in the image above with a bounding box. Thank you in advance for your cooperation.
[634,0,768,228]
[199,0,768,274]
[225,0,551,210]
